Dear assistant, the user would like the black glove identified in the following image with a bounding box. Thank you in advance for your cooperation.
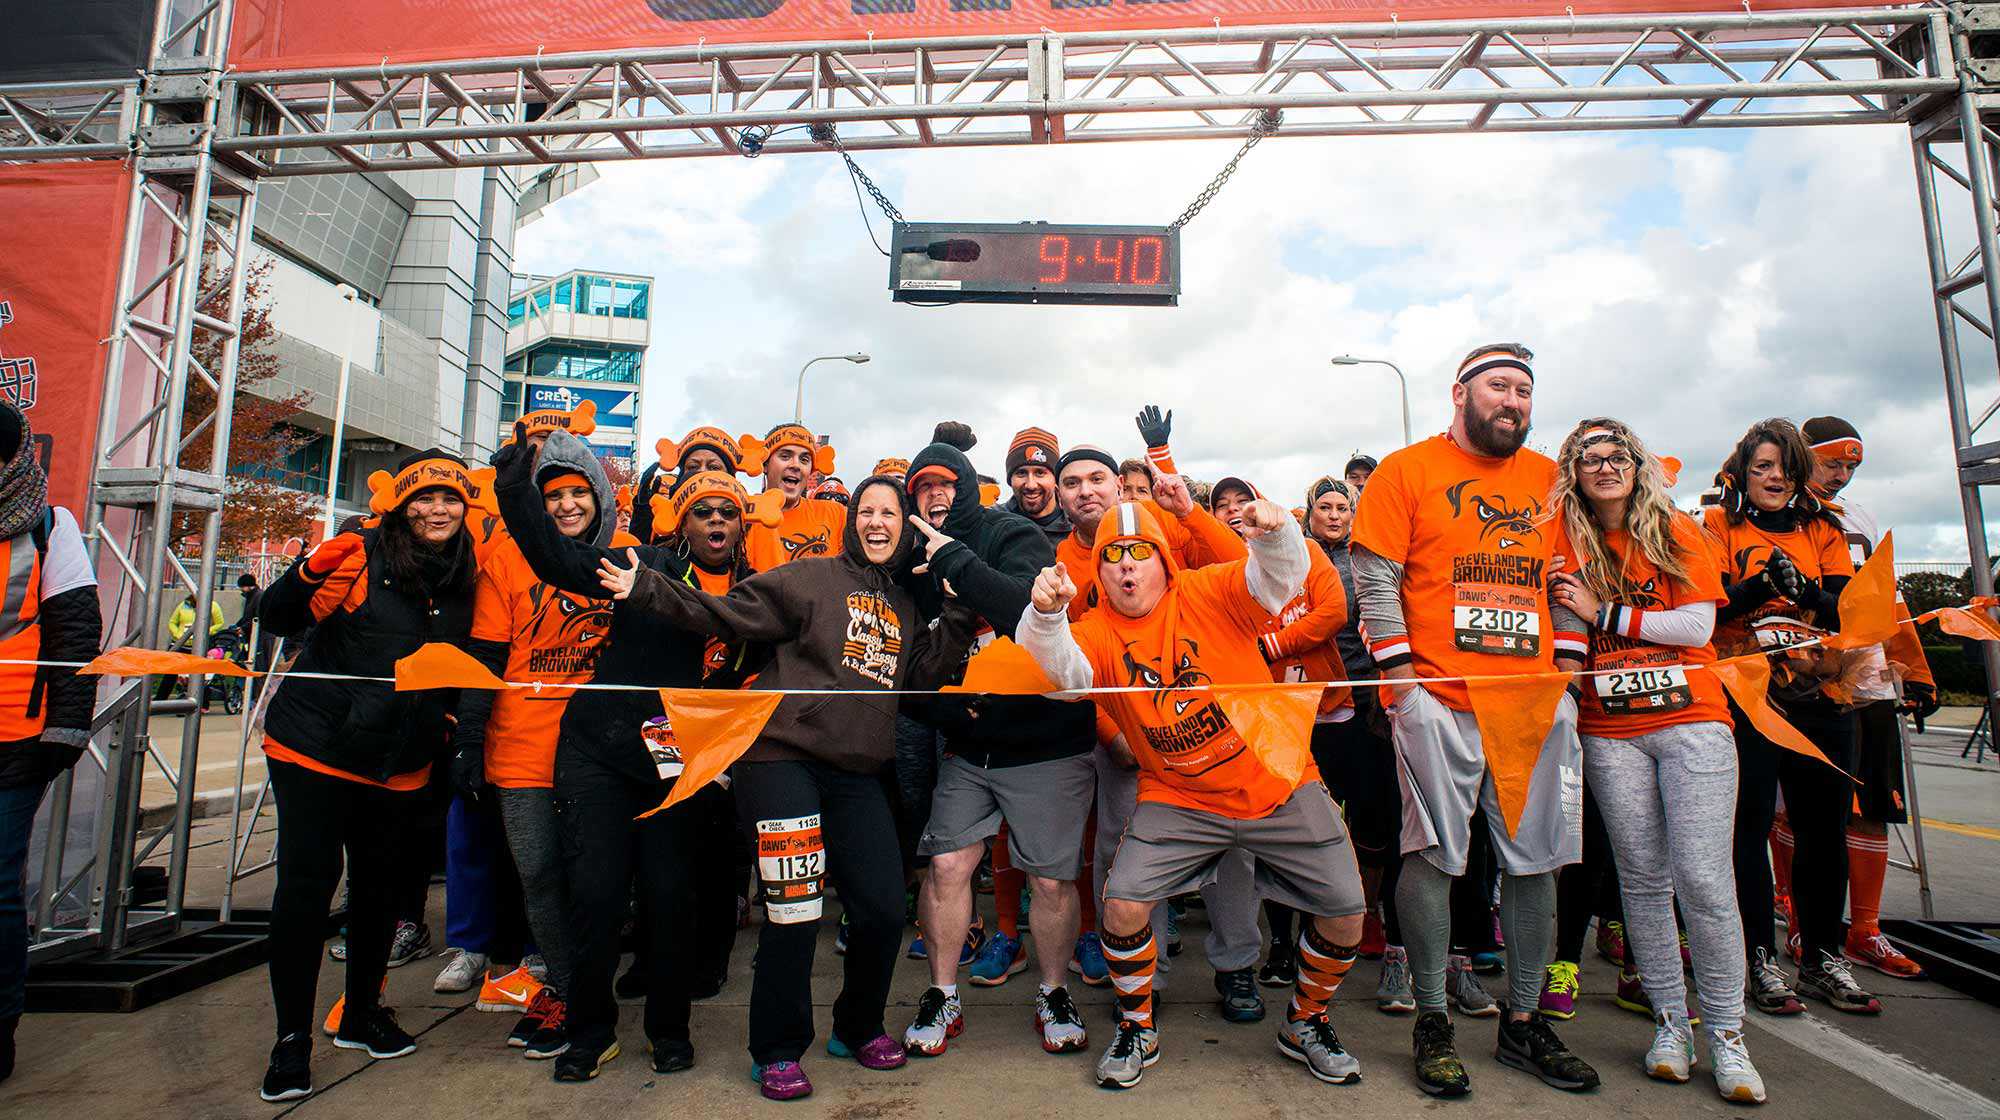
[450,742,486,802]
[1759,551,1808,602]
[1135,404,1173,448]
[1904,681,1940,725]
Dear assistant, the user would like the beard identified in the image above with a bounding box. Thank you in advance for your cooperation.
[1464,402,1530,457]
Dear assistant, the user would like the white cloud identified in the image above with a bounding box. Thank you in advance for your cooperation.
[513,123,1987,561]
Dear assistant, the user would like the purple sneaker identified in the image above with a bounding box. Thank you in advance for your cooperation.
[849,1034,908,1071]
[757,1060,813,1101]
[1538,960,1580,1020]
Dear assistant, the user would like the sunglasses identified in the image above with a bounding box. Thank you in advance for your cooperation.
[687,503,740,520]
[1099,541,1158,564]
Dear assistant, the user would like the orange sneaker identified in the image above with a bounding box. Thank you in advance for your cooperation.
[477,964,544,1013]
[1845,929,1928,980]
[322,995,345,1037]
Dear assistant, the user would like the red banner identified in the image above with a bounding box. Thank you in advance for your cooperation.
[0,163,131,519]
[232,0,1883,71]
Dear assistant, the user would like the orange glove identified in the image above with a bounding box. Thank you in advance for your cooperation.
[302,532,365,579]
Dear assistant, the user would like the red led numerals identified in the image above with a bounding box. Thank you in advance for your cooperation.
[1039,235,1070,283]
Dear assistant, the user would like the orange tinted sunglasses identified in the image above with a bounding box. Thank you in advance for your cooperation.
[1099,541,1158,564]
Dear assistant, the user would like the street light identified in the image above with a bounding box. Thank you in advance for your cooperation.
[794,353,871,424]
[323,284,360,537]
[1331,355,1411,448]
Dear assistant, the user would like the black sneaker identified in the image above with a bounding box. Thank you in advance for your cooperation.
[1215,967,1266,1023]
[385,921,433,969]
[509,988,555,1049]
[1412,1010,1470,1097]
[1258,943,1297,988]
[333,1006,417,1060]
[259,1033,313,1102]
[1495,1015,1599,1092]
[553,1038,620,1082]
[651,1037,695,1073]
[522,996,570,1060]
[1797,950,1883,1014]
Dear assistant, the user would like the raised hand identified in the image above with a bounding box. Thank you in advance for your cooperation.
[1135,404,1173,448]
[1237,498,1290,540]
[302,532,365,578]
[907,514,954,575]
[1151,470,1194,517]
[1032,561,1077,614]
[597,547,643,599]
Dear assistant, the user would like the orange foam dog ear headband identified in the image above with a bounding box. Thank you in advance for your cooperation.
[743,426,837,477]
[656,427,761,475]
[366,458,500,516]
[508,398,597,445]
[649,471,789,536]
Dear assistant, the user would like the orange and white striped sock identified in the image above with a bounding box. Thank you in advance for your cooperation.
[1289,922,1357,1022]
[1101,925,1157,1028]
[1770,814,1795,907]
[1847,828,1890,939]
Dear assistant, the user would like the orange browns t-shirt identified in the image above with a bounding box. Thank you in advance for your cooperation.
[745,497,846,572]
[471,529,640,788]
[1258,544,1352,717]
[1700,505,1853,658]
[1556,516,1730,738]
[1070,560,1319,820]
[1055,502,1246,621]
[1350,435,1582,711]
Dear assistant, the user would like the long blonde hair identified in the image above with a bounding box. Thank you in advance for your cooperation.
[1550,417,1689,602]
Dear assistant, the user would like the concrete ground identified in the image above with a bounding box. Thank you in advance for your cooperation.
[8,720,2000,1120]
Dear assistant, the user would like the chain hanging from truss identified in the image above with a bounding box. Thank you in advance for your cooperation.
[811,123,904,224]
[1169,110,1282,232]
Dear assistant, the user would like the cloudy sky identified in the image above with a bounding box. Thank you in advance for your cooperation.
[515,122,1986,561]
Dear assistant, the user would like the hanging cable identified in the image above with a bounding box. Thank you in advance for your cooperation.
[1167,109,1282,231]
[812,123,902,257]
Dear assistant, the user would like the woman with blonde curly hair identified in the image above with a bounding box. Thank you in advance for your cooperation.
[1545,418,1765,1104]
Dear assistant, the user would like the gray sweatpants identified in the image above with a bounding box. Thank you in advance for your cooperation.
[1583,722,1746,1032]
[497,787,573,998]
[1093,745,1262,976]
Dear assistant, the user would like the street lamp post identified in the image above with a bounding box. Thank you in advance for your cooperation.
[323,284,361,537]
[795,353,871,424]
[1331,355,1411,448]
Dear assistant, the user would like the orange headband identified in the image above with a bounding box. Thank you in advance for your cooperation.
[541,471,589,495]
[1811,437,1863,463]
[366,457,498,516]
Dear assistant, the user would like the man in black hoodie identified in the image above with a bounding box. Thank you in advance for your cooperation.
[900,435,1098,1059]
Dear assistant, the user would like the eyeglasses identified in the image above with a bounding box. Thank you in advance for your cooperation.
[687,503,739,520]
[1099,541,1157,564]
[1578,452,1634,474]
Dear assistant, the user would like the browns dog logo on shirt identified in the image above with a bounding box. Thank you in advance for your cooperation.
[1446,479,1543,551]
[1121,638,1214,716]
[520,583,613,678]
[1118,638,1244,776]
[783,527,834,558]
[840,590,903,687]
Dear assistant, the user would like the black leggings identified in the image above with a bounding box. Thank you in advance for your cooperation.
[1553,785,1624,962]
[733,757,905,1065]
[1731,698,1857,963]
[266,759,422,1038]
[1309,709,1405,943]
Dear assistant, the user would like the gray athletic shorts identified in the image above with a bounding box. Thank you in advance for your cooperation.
[917,751,1095,879]
[1390,684,1583,876]
[1103,782,1366,918]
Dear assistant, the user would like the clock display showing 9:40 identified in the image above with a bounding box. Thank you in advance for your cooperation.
[889,222,1182,306]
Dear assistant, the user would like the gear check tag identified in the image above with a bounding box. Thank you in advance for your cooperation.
[640,716,685,780]
[1451,584,1542,657]
[757,815,827,924]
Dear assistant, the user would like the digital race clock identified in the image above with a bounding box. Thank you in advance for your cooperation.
[889,222,1181,307]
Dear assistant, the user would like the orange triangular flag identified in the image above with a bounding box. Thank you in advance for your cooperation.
[83,646,258,678]
[1825,530,1897,651]
[1213,683,1321,790]
[1934,604,2000,643]
[1709,655,1849,777]
[1465,673,1571,839]
[944,637,1061,695]
[641,689,784,816]
[394,642,506,691]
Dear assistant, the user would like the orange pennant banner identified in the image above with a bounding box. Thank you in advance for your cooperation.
[642,689,784,816]
[1212,684,1321,791]
[394,642,507,692]
[944,637,1061,696]
[83,646,258,678]
[1465,673,1571,839]
[1825,530,1897,651]
[1933,605,2000,644]
[1708,655,1849,777]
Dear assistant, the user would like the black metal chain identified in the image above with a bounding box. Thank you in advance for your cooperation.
[811,123,904,224]
[1168,109,1282,232]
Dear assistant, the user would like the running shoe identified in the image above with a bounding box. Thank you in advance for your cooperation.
[1071,932,1110,987]
[522,994,569,1060]
[1165,902,1183,958]
[906,930,927,960]
[1036,986,1089,1053]
[1095,1020,1160,1089]
[1538,960,1580,1020]
[1470,949,1505,975]
[552,1039,619,1082]
[327,936,347,963]
[1376,945,1416,1014]
[259,1033,313,1102]
[970,932,1027,987]
[1747,947,1805,1016]
[1258,939,1297,988]
[1785,925,1802,965]
[1844,929,1927,980]
[1278,1013,1361,1084]
[827,1033,908,1070]
[1645,1008,1695,1083]
[322,995,345,1038]
[1595,920,1626,967]
[1215,967,1266,1023]
[386,921,432,968]
[651,1038,694,1074]
[1358,910,1387,961]
[1412,1011,1469,1097]
[1709,1027,1768,1105]
[333,1006,417,1060]
[432,948,489,994]
[1495,1014,1600,1092]
[508,987,555,1048]
[523,953,548,983]
[903,986,965,1056]
[477,964,543,1013]
[1796,950,1882,1014]
[754,1059,812,1100]
[1447,955,1498,1018]
[1615,969,1700,1026]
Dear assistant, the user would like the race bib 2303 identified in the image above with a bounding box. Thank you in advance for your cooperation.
[1593,664,1693,715]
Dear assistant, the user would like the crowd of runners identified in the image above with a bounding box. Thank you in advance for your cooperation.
[0,344,1939,1104]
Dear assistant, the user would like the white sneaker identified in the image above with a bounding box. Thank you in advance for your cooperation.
[1646,1008,1695,1083]
[1710,1027,1767,1104]
[433,949,489,994]
[522,953,548,983]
